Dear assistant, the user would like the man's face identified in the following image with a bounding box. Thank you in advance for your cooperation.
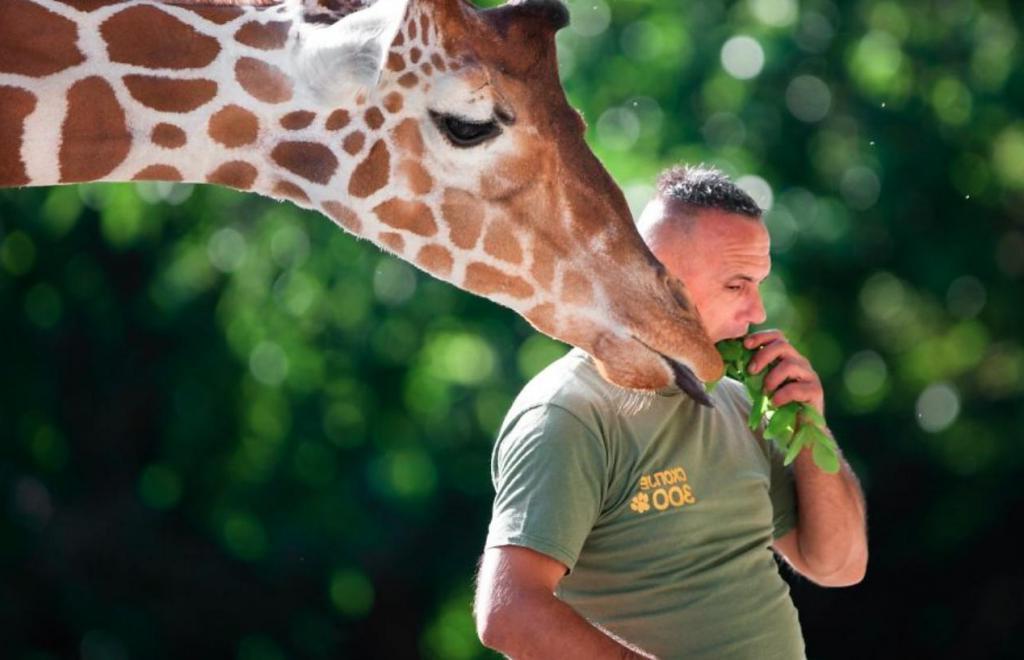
[642,202,771,343]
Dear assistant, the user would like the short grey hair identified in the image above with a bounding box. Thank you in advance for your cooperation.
[656,165,762,218]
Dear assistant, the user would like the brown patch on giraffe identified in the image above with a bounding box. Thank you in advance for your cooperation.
[562,269,594,306]
[207,161,258,190]
[102,6,220,70]
[465,263,534,299]
[530,240,557,292]
[420,63,434,76]
[392,31,405,47]
[323,201,362,233]
[391,119,424,157]
[407,19,418,40]
[0,0,85,77]
[234,20,291,50]
[387,52,405,72]
[525,303,557,335]
[399,160,433,195]
[59,77,130,184]
[379,232,405,254]
[431,54,447,72]
[0,86,36,186]
[123,75,218,113]
[483,220,523,265]
[326,109,351,130]
[364,107,385,130]
[133,165,182,181]
[416,245,453,277]
[442,188,484,250]
[271,141,339,185]
[420,14,431,43]
[374,199,438,237]
[410,48,422,64]
[54,0,120,10]
[348,140,390,198]
[397,73,419,89]
[209,105,260,148]
[183,5,243,24]
[152,123,187,149]
[236,57,293,103]
[273,180,310,204]
[281,111,316,130]
[343,131,366,155]
[383,93,404,114]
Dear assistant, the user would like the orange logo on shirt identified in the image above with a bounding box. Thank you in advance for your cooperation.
[630,465,697,514]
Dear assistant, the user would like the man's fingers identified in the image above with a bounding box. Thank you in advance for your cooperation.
[744,330,783,350]
[771,381,824,413]
[763,359,815,394]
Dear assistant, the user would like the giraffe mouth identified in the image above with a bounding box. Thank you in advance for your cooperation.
[632,336,714,408]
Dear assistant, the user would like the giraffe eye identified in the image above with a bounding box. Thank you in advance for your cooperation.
[430,111,502,147]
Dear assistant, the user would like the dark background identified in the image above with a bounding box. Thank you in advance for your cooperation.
[3,0,1023,658]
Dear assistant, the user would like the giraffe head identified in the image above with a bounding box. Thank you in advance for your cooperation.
[294,0,723,397]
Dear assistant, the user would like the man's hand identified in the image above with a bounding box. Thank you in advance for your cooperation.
[744,330,825,416]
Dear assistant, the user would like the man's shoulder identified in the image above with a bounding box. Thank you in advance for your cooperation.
[499,348,621,435]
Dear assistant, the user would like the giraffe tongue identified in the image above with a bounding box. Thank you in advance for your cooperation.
[666,358,714,408]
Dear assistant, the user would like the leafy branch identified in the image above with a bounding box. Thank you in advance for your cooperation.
[710,339,841,473]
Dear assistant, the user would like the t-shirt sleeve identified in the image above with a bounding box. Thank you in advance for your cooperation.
[485,404,607,572]
[766,434,798,540]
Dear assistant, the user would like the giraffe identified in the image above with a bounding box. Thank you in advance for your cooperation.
[0,0,724,403]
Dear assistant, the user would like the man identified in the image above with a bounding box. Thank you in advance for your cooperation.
[474,165,868,659]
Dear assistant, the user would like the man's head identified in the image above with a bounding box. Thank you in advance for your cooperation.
[637,165,770,343]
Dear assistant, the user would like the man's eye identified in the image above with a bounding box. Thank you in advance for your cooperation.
[429,111,502,147]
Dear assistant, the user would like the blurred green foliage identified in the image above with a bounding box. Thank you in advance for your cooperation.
[2,0,1023,658]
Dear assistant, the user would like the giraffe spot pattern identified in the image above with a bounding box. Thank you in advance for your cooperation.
[379,231,405,254]
[391,119,424,157]
[273,180,309,203]
[207,160,258,190]
[420,15,431,44]
[525,303,557,334]
[398,73,418,88]
[420,63,433,76]
[133,165,182,181]
[123,75,218,113]
[271,141,339,185]
[483,219,523,264]
[392,31,405,47]
[387,52,405,72]
[399,159,432,195]
[416,245,453,278]
[1,0,85,77]
[325,109,350,130]
[364,107,385,130]
[323,200,362,233]
[383,92,403,114]
[101,6,220,70]
[343,131,366,155]
[562,269,594,306]
[184,5,244,25]
[442,188,484,249]
[280,111,316,130]
[60,76,130,183]
[234,20,291,50]
[348,139,389,198]
[407,18,417,40]
[209,105,260,147]
[464,263,534,299]
[410,48,422,64]
[374,198,437,237]
[55,0,121,10]
[152,123,187,149]
[235,57,293,103]
[0,86,36,186]
[431,54,447,72]
[530,240,557,292]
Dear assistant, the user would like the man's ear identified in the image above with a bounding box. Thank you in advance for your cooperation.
[295,0,411,104]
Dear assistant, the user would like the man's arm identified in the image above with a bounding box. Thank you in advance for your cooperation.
[745,330,869,587]
[475,545,656,660]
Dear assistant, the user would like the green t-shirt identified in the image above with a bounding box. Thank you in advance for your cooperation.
[486,349,804,660]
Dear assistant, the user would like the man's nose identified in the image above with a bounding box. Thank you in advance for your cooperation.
[748,292,767,325]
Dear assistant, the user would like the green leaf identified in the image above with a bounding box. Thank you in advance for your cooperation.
[764,402,798,443]
[748,393,768,430]
[784,425,810,465]
[716,339,746,362]
[812,438,841,473]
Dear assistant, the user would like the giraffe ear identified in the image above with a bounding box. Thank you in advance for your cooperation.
[296,0,411,103]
